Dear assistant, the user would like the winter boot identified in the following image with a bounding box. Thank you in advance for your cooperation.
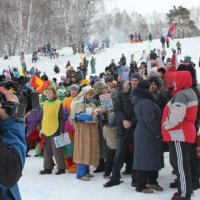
[103,178,123,188]
[131,169,136,187]
[171,192,191,200]
[55,169,65,175]
[148,184,163,191]
[39,169,52,175]
[140,187,154,194]
[93,159,105,173]
[170,178,178,188]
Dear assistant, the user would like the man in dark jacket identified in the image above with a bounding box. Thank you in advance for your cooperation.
[104,72,142,187]
[160,36,165,48]
[0,88,26,200]
[120,53,126,66]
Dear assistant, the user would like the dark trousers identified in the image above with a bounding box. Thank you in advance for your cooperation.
[43,134,65,170]
[124,144,133,173]
[190,143,200,186]
[111,137,133,179]
[105,148,116,176]
[168,141,192,198]
[170,142,200,187]
[135,170,158,191]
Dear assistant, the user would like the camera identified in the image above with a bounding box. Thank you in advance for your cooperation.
[0,79,39,120]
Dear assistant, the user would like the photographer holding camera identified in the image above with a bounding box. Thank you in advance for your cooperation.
[0,87,26,200]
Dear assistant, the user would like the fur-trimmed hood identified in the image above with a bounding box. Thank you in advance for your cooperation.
[123,81,131,93]
[132,87,156,105]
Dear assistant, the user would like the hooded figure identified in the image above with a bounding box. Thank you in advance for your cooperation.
[162,71,198,200]
[132,80,164,193]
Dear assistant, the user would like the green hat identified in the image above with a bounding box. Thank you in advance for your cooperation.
[184,55,192,63]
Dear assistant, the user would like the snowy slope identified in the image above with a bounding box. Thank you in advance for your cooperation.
[0,37,200,82]
[1,37,200,200]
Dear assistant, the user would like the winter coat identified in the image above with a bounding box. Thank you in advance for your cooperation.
[90,57,96,67]
[0,118,26,200]
[72,99,99,167]
[92,94,107,158]
[25,108,43,137]
[76,70,84,81]
[120,56,126,66]
[150,51,157,60]
[164,54,177,89]
[132,88,164,171]
[114,81,136,140]
[160,37,165,44]
[161,49,166,57]
[103,125,117,149]
[176,41,181,48]
[162,71,198,143]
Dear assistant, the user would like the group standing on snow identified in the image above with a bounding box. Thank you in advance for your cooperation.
[2,37,200,200]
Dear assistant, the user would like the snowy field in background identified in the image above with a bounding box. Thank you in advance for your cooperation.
[0,37,200,199]
[0,37,200,82]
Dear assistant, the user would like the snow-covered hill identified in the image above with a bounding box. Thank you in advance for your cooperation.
[1,37,200,82]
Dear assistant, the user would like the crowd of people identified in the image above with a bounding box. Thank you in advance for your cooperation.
[1,42,200,200]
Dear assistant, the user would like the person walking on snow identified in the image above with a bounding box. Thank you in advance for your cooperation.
[90,56,96,74]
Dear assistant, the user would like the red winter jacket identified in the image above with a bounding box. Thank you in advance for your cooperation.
[164,54,177,89]
[162,71,198,143]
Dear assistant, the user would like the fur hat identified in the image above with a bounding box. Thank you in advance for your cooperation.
[148,76,162,87]
[93,81,107,94]
[130,72,142,81]
[137,80,150,90]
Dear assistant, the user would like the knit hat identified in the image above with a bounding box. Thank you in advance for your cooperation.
[70,84,79,92]
[184,55,192,63]
[137,80,150,90]
[130,72,142,81]
[93,81,107,94]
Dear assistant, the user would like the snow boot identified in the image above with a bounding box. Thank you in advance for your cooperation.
[103,178,123,188]
[39,169,52,175]
[93,159,105,173]
[55,169,65,175]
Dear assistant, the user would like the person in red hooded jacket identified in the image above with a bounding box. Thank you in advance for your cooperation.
[162,71,198,200]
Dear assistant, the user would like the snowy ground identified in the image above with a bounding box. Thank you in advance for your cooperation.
[1,37,200,199]
[18,151,200,200]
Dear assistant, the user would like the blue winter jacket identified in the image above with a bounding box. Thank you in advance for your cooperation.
[0,118,26,200]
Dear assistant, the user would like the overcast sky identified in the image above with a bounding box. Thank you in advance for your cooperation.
[104,0,200,15]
